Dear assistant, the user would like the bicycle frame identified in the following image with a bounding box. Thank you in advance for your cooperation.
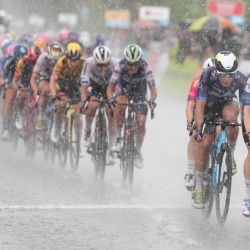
[210,129,227,193]
[65,103,78,144]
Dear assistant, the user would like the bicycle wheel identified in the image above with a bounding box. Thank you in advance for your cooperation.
[24,111,36,159]
[121,123,135,186]
[203,156,214,218]
[58,119,68,167]
[93,112,107,180]
[69,115,80,170]
[215,143,232,224]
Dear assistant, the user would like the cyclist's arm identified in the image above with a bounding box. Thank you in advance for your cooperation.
[50,69,59,97]
[195,100,206,130]
[30,72,39,97]
[244,106,250,133]
[107,64,121,99]
[146,64,157,101]
[186,102,195,124]
[195,75,208,130]
[80,59,91,102]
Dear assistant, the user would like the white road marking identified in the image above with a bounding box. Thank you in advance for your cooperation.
[0,204,242,210]
[0,204,190,210]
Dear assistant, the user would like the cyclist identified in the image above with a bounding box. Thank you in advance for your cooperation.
[1,44,28,139]
[80,45,119,162]
[241,76,250,217]
[185,58,215,190]
[30,42,64,130]
[107,44,157,168]
[11,46,43,130]
[50,42,84,143]
[194,51,247,208]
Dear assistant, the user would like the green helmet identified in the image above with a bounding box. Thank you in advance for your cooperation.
[124,44,142,64]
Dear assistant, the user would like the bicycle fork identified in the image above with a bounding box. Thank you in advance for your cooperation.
[210,130,227,193]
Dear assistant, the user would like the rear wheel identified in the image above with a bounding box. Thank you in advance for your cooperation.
[215,144,232,224]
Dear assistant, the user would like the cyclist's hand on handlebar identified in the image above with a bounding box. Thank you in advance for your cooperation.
[195,129,203,142]
[108,98,117,108]
[79,101,87,114]
[148,99,156,109]
[187,121,193,132]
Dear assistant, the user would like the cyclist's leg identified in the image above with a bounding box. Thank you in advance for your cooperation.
[51,96,66,143]
[83,95,99,143]
[241,120,250,216]
[15,88,30,130]
[2,85,17,135]
[222,102,240,175]
[185,133,196,189]
[115,95,128,137]
[106,106,116,150]
[135,104,148,153]
[37,79,50,128]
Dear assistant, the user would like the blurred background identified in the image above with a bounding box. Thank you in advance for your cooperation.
[1,0,250,93]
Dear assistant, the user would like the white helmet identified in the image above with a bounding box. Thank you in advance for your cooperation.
[203,57,215,70]
[93,45,111,64]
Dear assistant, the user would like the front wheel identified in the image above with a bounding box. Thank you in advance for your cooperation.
[69,115,80,170]
[215,144,232,224]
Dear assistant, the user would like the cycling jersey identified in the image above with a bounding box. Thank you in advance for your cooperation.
[52,55,84,82]
[33,52,57,81]
[197,66,249,105]
[81,56,119,97]
[110,58,155,101]
[14,56,37,87]
[187,74,201,102]
[51,55,84,99]
[3,56,18,84]
[0,55,10,77]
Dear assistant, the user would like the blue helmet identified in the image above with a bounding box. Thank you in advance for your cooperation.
[13,44,28,59]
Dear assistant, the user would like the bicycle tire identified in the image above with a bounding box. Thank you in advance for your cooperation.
[58,119,68,167]
[93,112,107,180]
[122,120,135,186]
[215,143,232,224]
[69,115,80,170]
[203,156,214,218]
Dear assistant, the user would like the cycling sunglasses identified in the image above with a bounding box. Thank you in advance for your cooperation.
[50,48,62,57]
[127,61,140,67]
[217,71,236,79]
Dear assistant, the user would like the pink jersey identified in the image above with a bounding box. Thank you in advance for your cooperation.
[187,74,201,102]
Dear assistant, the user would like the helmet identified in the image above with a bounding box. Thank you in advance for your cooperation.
[13,44,28,59]
[28,46,43,59]
[47,42,63,59]
[215,51,238,73]
[124,44,142,64]
[65,42,81,60]
[1,38,12,52]
[93,45,111,64]
[203,57,215,70]
[95,34,105,46]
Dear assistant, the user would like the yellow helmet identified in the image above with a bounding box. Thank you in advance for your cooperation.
[65,42,82,60]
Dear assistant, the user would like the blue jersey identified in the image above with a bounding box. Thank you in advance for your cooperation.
[196,66,250,105]
[0,55,10,77]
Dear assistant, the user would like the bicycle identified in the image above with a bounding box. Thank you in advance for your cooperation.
[84,97,109,180]
[56,97,82,170]
[202,118,241,224]
[118,99,155,186]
